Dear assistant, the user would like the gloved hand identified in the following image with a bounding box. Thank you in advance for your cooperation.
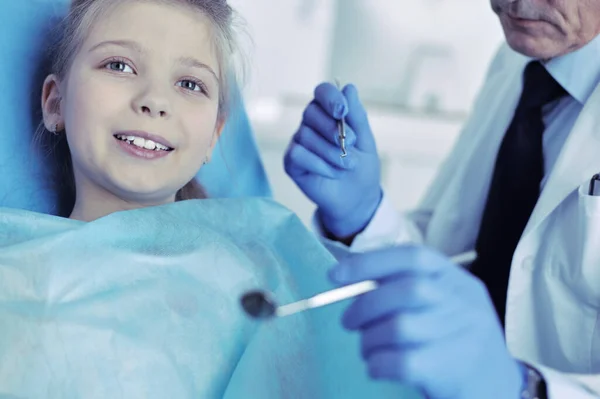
[328,245,526,399]
[284,83,382,239]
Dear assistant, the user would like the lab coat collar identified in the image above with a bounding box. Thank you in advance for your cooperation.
[543,34,600,105]
[523,65,600,239]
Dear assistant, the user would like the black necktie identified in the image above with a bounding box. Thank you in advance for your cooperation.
[470,61,567,325]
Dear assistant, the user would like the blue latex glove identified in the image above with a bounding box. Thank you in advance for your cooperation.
[328,245,526,399]
[284,83,382,239]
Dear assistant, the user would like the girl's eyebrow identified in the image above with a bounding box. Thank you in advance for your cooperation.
[88,39,220,84]
[88,39,143,54]
[177,56,219,84]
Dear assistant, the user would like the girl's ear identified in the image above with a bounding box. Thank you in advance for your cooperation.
[41,74,64,131]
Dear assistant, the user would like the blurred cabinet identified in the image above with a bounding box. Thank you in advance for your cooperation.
[329,0,504,114]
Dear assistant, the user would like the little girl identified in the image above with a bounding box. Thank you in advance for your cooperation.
[0,1,410,398]
[39,0,236,220]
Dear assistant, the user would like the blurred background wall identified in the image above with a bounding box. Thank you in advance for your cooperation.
[229,0,505,225]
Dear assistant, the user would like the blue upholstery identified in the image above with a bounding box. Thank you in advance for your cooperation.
[197,86,272,199]
[0,0,271,215]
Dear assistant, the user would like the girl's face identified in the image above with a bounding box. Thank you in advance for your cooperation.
[43,1,223,215]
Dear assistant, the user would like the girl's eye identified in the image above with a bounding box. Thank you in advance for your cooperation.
[105,61,134,74]
[177,79,206,93]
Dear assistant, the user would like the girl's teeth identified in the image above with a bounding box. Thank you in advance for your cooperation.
[143,140,157,150]
[116,135,170,151]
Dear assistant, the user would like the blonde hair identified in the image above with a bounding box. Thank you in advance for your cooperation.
[38,0,245,216]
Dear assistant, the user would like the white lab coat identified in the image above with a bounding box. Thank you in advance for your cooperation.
[340,43,600,398]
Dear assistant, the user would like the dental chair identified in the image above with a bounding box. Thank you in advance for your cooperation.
[0,0,271,215]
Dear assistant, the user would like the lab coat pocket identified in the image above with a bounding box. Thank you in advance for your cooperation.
[551,184,600,307]
[575,183,600,371]
[579,182,600,216]
[569,184,600,307]
[535,184,600,372]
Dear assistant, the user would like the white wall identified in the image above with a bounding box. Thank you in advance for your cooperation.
[229,0,337,101]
